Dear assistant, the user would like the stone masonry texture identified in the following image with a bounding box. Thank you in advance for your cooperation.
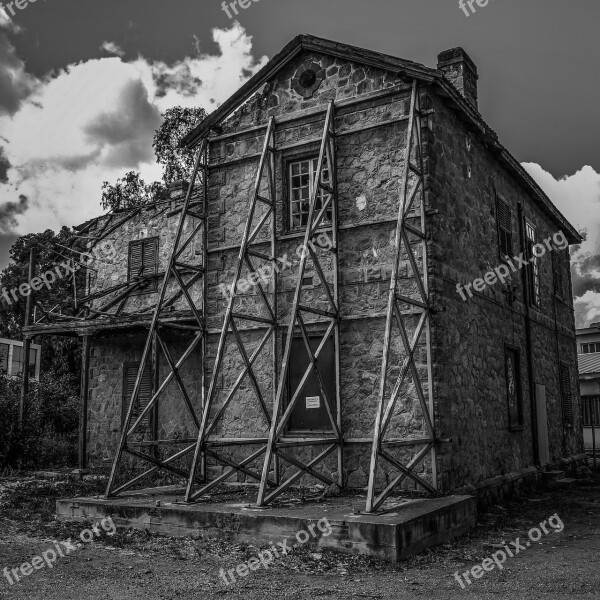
[73,46,582,495]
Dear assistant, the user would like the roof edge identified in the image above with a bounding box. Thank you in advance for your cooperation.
[182,34,581,244]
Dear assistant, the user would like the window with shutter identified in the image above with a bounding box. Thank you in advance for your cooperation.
[128,238,159,292]
[525,221,541,307]
[505,347,524,429]
[496,196,513,259]
[582,396,600,427]
[559,363,573,426]
[552,251,563,298]
[122,362,154,430]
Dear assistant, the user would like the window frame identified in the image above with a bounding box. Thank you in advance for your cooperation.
[552,249,564,299]
[121,361,155,430]
[496,194,513,261]
[582,395,600,427]
[559,362,573,427]
[283,329,338,435]
[525,219,541,308]
[504,345,524,431]
[0,337,41,380]
[127,236,159,294]
[285,154,332,233]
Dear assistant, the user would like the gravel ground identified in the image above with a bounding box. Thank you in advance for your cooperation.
[0,473,599,599]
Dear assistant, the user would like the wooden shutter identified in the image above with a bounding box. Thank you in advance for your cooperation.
[128,238,159,290]
[552,251,563,298]
[496,196,513,258]
[122,362,153,429]
[128,241,144,280]
[505,348,523,429]
[143,238,158,290]
[559,363,573,426]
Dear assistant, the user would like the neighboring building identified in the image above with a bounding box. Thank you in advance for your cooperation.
[25,36,585,504]
[0,337,41,381]
[577,324,600,449]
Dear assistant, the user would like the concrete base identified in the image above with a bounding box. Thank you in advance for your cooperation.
[56,490,476,562]
[453,453,589,508]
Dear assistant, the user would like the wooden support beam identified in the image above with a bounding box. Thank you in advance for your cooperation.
[78,335,91,470]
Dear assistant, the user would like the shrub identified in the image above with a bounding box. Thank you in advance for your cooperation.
[0,373,79,470]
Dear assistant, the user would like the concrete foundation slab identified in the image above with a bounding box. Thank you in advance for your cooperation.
[56,489,477,562]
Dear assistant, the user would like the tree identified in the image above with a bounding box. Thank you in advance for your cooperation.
[153,106,207,184]
[0,228,82,376]
[99,106,206,212]
[100,171,169,212]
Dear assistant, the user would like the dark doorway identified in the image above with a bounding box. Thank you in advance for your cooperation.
[287,335,336,432]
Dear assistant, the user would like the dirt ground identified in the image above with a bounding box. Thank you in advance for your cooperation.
[0,472,599,599]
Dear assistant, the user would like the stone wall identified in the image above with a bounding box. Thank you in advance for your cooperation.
[86,198,204,316]
[86,331,202,469]
[83,53,431,489]
[427,89,583,491]
[83,48,582,496]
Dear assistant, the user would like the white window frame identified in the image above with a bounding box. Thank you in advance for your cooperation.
[288,157,331,230]
[0,337,41,381]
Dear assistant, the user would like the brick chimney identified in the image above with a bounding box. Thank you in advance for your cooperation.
[437,48,479,108]
[169,180,189,202]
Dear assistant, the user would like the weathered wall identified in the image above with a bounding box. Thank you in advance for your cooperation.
[86,196,204,316]
[84,51,431,489]
[427,89,583,491]
[83,48,582,495]
[86,331,202,469]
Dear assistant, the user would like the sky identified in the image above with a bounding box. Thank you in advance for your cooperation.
[0,0,599,325]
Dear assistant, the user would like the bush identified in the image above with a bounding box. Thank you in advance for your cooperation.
[0,373,79,470]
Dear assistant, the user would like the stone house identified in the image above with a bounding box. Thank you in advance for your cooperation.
[26,36,585,507]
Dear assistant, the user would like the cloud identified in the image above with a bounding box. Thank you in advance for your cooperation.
[144,24,268,110]
[0,231,18,268]
[0,146,9,182]
[523,163,600,326]
[0,193,28,234]
[83,78,162,168]
[0,23,266,244]
[100,41,125,57]
[0,19,38,115]
[154,62,202,99]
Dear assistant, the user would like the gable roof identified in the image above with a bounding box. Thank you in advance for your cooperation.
[183,34,581,244]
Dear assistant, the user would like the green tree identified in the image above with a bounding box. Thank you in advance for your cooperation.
[100,171,169,212]
[100,107,206,212]
[0,228,82,376]
[0,372,79,469]
[153,106,207,184]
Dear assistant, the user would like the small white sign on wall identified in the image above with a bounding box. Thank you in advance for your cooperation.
[306,396,321,409]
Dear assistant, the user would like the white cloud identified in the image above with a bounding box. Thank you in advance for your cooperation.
[0,23,267,240]
[0,17,37,116]
[100,41,125,57]
[523,162,600,326]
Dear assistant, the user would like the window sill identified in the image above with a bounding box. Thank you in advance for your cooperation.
[282,430,336,438]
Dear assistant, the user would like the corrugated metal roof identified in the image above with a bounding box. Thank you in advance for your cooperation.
[578,353,600,375]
